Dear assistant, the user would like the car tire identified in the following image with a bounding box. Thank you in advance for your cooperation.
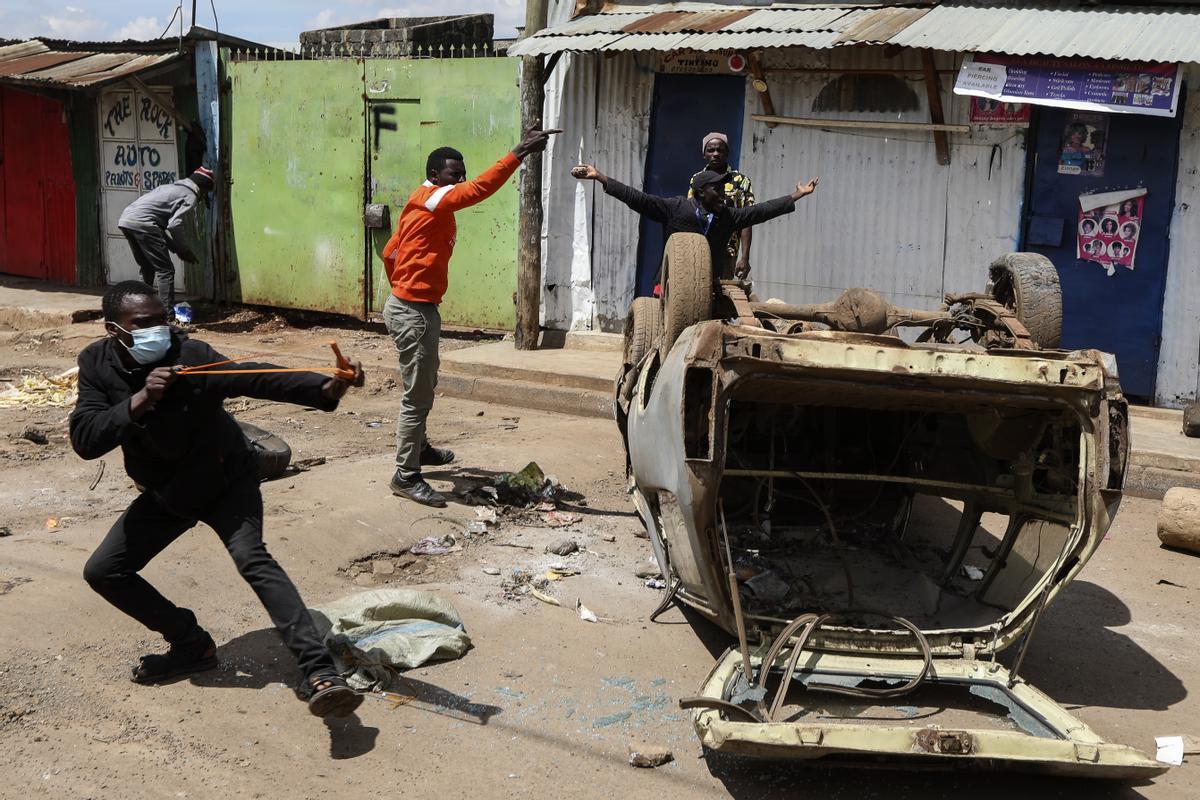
[660,233,713,358]
[624,296,663,369]
[238,420,292,481]
[988,253,1063,349]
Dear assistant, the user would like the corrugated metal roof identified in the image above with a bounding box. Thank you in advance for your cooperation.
[509,2,1200,62]
[0,40,179,88]
[888,3,1200,62]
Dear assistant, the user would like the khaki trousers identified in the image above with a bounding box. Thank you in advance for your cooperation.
[383,295,440,477]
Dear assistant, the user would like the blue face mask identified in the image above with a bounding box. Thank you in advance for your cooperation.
[112,323,172,365]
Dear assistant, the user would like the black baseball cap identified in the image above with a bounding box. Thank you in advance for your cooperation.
[693,169,730,190]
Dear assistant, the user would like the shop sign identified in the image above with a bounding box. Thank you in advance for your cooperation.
[954,54,1181,118]
[660,51,744,75]
[968,97,1030,125]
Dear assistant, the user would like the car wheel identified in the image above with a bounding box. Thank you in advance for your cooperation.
[660,233,713,358]
[238,420,292,481]
[623,296,663,370]
[988,253,1062,349]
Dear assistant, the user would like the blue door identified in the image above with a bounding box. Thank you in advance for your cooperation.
[635,73,746,297]
[1023,103,1184,398]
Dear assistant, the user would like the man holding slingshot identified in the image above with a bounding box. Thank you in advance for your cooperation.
[70,280,367,717]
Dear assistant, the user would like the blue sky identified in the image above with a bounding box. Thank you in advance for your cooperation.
[0,0,526,46]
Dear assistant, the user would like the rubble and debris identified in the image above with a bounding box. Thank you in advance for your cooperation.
[1184,401,1200,438]
[410,535,457,556]
[546,538,579,556]
[88,460,106,491]
[475,508,499,523]
[602,534,617,543]
[0,367,78,408]
[535,500,556,512]
[0,526,11,538]
[543,511,583,527]
[482,567,501,576]
[466,521,490,536]
[1159,488,1200,554]
[1156,736,1185,766]
[289,456,327,472]
[634,561,662,580]
[577,599,598,623]
[495,541,534,550]
[19,426,48,445]
[530,587,560,607]
[627,744,673,768]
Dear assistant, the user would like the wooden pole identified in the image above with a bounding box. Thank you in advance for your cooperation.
[922,50,951,166]
[515,0,548,350]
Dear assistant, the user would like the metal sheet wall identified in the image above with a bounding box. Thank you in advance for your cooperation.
[541,50,655,332]
[590,52,655,331]
[1156,65,1200,407]
[542,50,598,330]
[741,48,1024,311]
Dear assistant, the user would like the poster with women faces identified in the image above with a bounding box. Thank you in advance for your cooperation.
[1077,193,1144,275]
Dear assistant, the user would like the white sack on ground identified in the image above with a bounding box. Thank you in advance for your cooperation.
[309,589,472,690]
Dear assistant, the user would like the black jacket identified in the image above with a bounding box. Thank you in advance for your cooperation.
[70,334,338,518]
[604,179,796,272]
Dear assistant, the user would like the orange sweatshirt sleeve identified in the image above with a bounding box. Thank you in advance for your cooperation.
[426,152,521,214]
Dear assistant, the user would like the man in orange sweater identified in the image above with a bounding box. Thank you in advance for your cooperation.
[381,128,557,506]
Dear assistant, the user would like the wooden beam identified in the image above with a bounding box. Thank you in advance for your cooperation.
[746,52,777,129]
[751,114,970,134]
[125,73,199,135]
[921,50,950,165]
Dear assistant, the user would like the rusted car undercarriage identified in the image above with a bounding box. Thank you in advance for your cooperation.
[615,234,1163,778]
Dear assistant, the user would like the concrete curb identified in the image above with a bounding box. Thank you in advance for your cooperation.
[438,358,613,393]
[437,371,614,419]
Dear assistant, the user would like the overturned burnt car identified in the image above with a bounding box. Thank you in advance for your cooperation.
[616,234,1163,778]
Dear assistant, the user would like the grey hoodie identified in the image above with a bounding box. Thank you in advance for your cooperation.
[118,178,202,258]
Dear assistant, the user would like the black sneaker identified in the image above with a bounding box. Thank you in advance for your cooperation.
[390,471,447,507]
[420,444,456,466]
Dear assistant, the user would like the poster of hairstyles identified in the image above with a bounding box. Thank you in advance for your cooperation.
[1077,194,1144,275]
[1058,112,1109,177]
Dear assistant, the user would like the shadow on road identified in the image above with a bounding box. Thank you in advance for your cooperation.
[1009,579,1186,711]
[703,755,1157,800]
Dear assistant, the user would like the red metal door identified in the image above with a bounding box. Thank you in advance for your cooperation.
[0,86,76,282]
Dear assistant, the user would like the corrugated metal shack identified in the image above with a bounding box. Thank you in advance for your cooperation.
[0,28,261,296]
[515,1,1200,407]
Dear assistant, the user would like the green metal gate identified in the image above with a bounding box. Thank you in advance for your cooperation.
[227,55,519,326]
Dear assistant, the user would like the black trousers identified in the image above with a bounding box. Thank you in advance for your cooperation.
[83,479,333,681]
[120,226,176,311]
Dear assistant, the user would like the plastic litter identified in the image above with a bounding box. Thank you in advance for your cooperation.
[577,599,598,623]
[1156,736,1184,766]
[530,587,560,606]
[410,535,456,556]
[962,565,985,581]
[645,578,666,590]
[173,302,194,324]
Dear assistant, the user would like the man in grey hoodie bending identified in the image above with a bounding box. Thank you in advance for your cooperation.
[118,166,214,314]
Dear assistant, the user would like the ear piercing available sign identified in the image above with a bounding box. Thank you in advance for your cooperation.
[1077,189,1146,276]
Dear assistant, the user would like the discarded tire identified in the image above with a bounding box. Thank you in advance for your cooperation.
[623,297,663,369]
[1158,487,1200,554]
[238,420,292,481]
[988,253,1063,349]
[659,233,713,358]
[1184,401,1200,438]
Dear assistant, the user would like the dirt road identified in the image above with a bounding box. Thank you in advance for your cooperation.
[0,319,1196,799]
